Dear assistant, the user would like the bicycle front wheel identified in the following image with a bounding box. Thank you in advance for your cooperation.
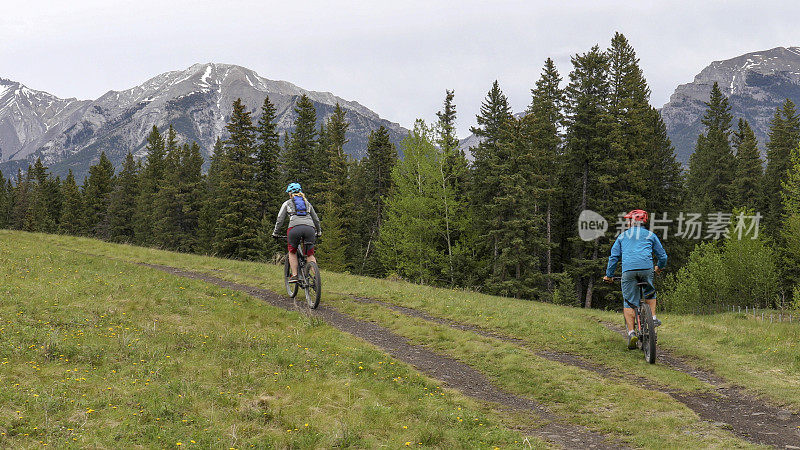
[639,304,657,364]
[304,261,321,309]
[284,255,298,298]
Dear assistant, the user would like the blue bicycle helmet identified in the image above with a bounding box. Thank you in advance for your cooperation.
[286,182,302,193]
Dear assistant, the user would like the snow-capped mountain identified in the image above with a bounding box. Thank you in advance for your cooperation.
[0,63,408,179]
[661,46,800,161]
[0,78,90,163]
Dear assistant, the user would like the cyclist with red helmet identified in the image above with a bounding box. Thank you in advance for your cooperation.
[603,209,667,349]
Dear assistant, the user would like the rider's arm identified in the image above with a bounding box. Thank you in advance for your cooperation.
[651,233,667,268]
[605,236,622,278]
[272,202,288,236]
[309,203,321,233]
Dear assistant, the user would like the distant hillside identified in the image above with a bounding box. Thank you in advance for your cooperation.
[661,46,800,162]
[0,64,408,179]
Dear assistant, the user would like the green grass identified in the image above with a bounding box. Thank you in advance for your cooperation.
[0,231,539,448]
[52,231,800,411]
[10,230,800,447]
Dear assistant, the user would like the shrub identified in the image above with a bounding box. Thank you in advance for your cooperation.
[663,235,779,313]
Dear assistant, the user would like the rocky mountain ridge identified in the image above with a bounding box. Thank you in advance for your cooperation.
[661,46,800,161]
[0,63,408,179]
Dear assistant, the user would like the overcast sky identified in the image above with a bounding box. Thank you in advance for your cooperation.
[4,1,800,136]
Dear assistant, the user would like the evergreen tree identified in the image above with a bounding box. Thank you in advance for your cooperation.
[153,139,183,249]
[433,90,471,285]
[487,116,546,297]
[133,126,166,244]
[282,95,318,189]
[198,138,225,254]
[255,96,283,213]
[254,96,285,259]
[315,104,351,270]
[685,83,735,212]
[154,141,204,251]
[13,167,36,231]
[213,98,261,259]
[353,126,397,275]
[30,158,57,232]
[527,58,566,293]
[108,152,140,242]
[563,46,612,308]
[469,80,514,285]
[83,152,115,239]
[763,99,800,235]
[0,170,7,229]
[59,170,85,235]
[731,119,763,210]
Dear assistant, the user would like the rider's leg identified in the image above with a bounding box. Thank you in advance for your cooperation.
[623,307,636,332]
[307,254,317,264]
[644,298,656,316]
[288,251,299,277]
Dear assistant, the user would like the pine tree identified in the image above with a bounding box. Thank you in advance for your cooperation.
[59,170,85,235]
[315,104,351,270]
[488,116,546,297]
[731,119,763,210]
[253,96,284,259]
[133,126,166,244]
[198,138,225,254]
[255,96,283,213]
[434,90,470,285]
[353,126,397,275]
[213,98,261,259]
[108,152,140,242]
[763,99,800,235]
[685,82,735,213]
[0,170,7,229]
[153,138,183,249]
[83,152,115,239]
[13,167,36,231]
[527,58,566,293]
[563,45,612,308]
[282,95,318,189]
[30,158,57,232]
[469,80,514,285]
[179,142,205,251]
[780,140,800,292]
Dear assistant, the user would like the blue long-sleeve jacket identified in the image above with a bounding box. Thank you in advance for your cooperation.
[605,226,668,277]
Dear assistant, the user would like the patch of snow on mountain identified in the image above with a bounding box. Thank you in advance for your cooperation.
[0,83,11,98]
[200,65,212,87]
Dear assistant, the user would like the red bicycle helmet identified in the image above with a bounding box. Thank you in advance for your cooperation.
[624,209,648,224]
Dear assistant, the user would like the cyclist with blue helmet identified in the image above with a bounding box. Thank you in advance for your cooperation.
[272,182,321,283]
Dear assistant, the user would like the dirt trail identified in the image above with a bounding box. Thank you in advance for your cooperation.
[345,294,800,448]
[141,263,624,449]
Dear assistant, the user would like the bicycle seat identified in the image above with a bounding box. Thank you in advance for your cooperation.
[636,281,650,287]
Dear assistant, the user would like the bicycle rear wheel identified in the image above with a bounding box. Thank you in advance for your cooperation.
[284,255,298,298]
[303,261,321,309]
[639,304,657,364]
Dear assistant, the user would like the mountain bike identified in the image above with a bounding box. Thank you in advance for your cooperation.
[611,276,657,364]
[277,236,321,309]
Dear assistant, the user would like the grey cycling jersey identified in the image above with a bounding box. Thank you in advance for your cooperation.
[272,198,321,235]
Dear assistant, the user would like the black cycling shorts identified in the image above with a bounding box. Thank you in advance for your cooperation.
[287,225,316,255]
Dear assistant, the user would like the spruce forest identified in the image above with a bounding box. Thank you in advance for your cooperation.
[2,33,798,312]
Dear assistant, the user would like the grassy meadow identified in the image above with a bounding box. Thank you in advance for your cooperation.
[3,230,799,448]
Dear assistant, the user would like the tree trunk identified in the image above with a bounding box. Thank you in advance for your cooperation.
[440,160,454,285]
[546,199,552,293]
[584,245,598,308]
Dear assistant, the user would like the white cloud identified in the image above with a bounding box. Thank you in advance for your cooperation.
[3,0,800,137]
